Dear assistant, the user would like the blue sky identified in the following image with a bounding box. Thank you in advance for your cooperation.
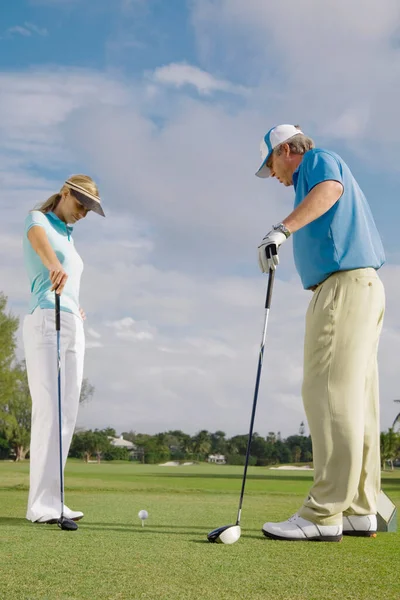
[1,0,400,437]
[0,1,196,73]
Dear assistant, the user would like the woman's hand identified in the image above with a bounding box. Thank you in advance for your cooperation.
[49,265,68,294]
[79,307,86,320]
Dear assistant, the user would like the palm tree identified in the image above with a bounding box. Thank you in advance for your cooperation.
[192,430,211,459]
[392,399,400,431]
[380,428,400,470]
[210,430,227,455]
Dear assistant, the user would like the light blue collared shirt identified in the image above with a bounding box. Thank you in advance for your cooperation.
[23,211,83,317]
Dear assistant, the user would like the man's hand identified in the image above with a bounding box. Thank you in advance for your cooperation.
[79,307,86,321]
[257,230,287,272]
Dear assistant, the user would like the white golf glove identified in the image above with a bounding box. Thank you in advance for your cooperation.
[257,229,288,273]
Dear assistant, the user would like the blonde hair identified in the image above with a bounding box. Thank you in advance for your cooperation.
[36,174,99,213]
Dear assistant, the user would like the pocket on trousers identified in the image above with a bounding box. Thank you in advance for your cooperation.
[41,309,56,337]
[26,308,43,334]
[354,275,378,288]
[310,285,323,314]
[312,275,339,314]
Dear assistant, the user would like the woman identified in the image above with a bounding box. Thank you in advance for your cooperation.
[23,174,105,523]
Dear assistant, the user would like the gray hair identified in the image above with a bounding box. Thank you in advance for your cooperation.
[266,126,315,169]
[274,127,315,158]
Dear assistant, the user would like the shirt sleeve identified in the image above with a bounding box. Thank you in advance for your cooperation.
[25,211,48,236]
[304,150,343,192]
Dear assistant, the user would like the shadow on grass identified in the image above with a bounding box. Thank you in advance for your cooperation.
[0,517,31,527]
[0,517,214,537]
[122,473,315,482]
[85,522,209,529]
[78,525,211,536]
[0,516,262,534]
[77,523,264,537]
[190,533,263,544]
[381,480,400,491]
[381,488,400,496]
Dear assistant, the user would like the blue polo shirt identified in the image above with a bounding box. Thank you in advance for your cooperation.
[292,149,385,289]
[23,211,84,317]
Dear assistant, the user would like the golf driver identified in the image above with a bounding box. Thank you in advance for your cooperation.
[207,268,275,544]
[55,292,78,532]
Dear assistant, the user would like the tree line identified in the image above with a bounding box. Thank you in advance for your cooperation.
[68,427,400,469]
[1,292,400,468]
[69,427,314,466]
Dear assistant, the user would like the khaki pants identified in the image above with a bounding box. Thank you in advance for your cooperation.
[297,268,385,526]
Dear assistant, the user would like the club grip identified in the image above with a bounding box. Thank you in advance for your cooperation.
[265,268,275,309]
[55,292,61,331]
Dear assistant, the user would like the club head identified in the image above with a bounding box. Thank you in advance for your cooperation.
[207,524,241,545]
[57,517,78,531]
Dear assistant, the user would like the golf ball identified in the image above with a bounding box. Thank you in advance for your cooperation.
[138,510,149,520]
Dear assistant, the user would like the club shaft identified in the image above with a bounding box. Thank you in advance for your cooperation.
[235,269,275,525]
[55,293,64,518]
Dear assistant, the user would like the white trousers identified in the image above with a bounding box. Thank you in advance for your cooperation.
[23,307,85,521]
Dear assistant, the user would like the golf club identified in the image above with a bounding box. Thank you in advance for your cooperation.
[55,292,78,532]
[207,268,275,544]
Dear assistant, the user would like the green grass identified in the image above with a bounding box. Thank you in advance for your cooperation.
[0,461,399,600]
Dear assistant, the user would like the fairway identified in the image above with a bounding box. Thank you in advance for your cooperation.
[0,461,399,600]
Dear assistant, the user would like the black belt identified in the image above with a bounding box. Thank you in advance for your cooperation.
[308,273,332,292]
[307,268,376,292]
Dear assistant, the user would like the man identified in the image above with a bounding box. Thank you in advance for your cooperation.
[256,124,385,542]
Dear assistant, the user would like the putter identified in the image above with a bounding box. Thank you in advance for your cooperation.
[55,292,78,531]
[207,268,275,544]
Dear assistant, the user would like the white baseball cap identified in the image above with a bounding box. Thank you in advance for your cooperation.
[255,124,303,178]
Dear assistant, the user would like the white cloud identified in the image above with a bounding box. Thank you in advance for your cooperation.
[87,328,101,339]
[82,270,307,435]
[86,340,103,349]
[321,107,371,141]
[185,337,236,359]
[0,48,399,439]
[151,62,248,96]
[7,26,32,37]
[157,346,178,354]
[24,22,48,36]
[191,0,400,164]
[106,317,156,342]
[3,22,48,39]
[0,70,130,178]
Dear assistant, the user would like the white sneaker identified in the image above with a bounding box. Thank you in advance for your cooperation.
[63,508,84,522]
[343,515,377,537]
[35,509,84,524]
[35,514,58,524]
[262,513,343,542]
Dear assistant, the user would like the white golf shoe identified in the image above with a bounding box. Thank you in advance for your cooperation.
[262,513,342,542]
[342,514,377,537]
[35,515,58,524]
[35,507,84,524]
[64,508,84,522]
